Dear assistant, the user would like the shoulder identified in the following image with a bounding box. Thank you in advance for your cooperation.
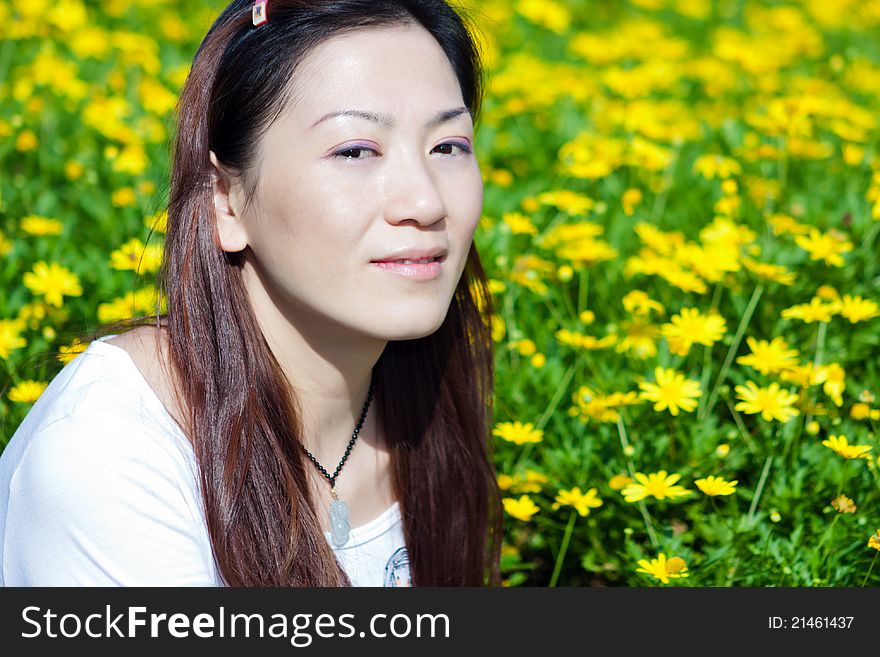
[104,325,187,430]
[1,405,216,586]
[0,330,219,585]
[4,327,192,476]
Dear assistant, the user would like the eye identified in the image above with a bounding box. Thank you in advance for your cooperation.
[433,141,472,156]
[333,145,378,160]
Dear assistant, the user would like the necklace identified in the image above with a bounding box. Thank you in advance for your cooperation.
[300,369,375,547]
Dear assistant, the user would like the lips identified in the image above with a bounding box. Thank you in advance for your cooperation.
[376,256,444,264]
[371,248,448,264]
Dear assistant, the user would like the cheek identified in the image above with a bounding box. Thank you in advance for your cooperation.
[453,167,484,239]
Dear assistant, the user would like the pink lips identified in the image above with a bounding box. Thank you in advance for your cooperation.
[371,256,444,279]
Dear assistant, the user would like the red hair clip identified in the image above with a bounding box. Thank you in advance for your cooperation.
[252,0,268,26]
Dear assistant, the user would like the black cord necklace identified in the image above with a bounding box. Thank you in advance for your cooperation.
[299,368,375,547]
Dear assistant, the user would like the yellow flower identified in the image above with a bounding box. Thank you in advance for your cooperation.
[695,475,738,496]
[113,143,149,176]
[794,228,853,267]
[520,197,539,213]
[819,363,846,407]
[145,209,168,234]
[767,213,810,237]
[509,469,549,494]
[622,188,643,215]
[488,169,513,187]
[850,403,879,421]
[497,474,515,491]
[843,144,865,166]
[571,385,641,424]
[615,318,661,359]
[555,328,617,351]
[491,314,505,342]
[19,215,63,236]
[8,380,49,403]
[830,494,857,513]
[869,529,880,552]
[622,290,665,317]
[503,495,540,522]
[740,257,796,285]
[111,187,137,207]
[530,353,546,368]
[693,154,742,179]
[515,0,571,34]
[109,238,164,274]
[816,285,839,301]
[507,254,554,296]
[734,381,799,423]
[609,474,632,490]
[22,261,83,308]
[635,222,687,256]
[736,336,799,374]
[534,189,595,216]
[781,297,834,323]
[638,367,702,416]
[64,160,84,180]
[492,421,544,445]
[779,361,824,388]
[715,443,731,457]
[822,434,872,460]
[502,211,538,235]
[57,337,88,364]
[661,307,727,356]
[552,486,603,517]
[836,295,879,323]
[511,339,537,356]
[0,319,28,359]
[636,552,690,584]
[621,471,692,503]
[15,129,38,151]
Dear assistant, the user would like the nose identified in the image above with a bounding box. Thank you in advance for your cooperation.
[381,148,447,227]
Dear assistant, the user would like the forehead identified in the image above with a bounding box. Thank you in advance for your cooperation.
[280,23,466,126]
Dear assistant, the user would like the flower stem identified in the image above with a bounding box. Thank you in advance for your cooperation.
[515,362,577,471]
[812,319,828,369]
[578,267,589,316]
[812,514,840,566]
[861,552,878,588]
[549,509,578,587]
[701,284,764,421]
[617,415,659,547]
[696,281,721,419]
[747,455,773,524]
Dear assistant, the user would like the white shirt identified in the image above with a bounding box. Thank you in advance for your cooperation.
[0,335,411,587]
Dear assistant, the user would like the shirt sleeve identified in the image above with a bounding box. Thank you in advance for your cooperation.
[2,414,219,586]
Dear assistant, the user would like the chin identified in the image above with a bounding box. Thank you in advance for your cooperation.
[367,310,449,342]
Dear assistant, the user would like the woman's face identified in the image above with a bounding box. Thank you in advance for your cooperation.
[221,22,483,342]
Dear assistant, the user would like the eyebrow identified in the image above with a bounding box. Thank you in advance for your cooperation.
[310,107,472,130]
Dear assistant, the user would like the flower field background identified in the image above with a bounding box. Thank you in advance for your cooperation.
[1,0,879,586]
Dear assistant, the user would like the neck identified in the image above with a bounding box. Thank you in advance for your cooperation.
[241,261,388,463]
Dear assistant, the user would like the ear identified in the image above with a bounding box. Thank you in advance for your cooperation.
[210,150,249,253]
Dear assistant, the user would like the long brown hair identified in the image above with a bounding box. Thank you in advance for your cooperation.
[86,0,501,586]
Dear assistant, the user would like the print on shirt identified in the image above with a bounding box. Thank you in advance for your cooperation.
[383,547,412,587]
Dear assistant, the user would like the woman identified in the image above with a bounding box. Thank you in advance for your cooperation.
[0,0,502,587]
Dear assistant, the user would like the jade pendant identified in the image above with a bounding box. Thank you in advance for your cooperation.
[329,499,350,546]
